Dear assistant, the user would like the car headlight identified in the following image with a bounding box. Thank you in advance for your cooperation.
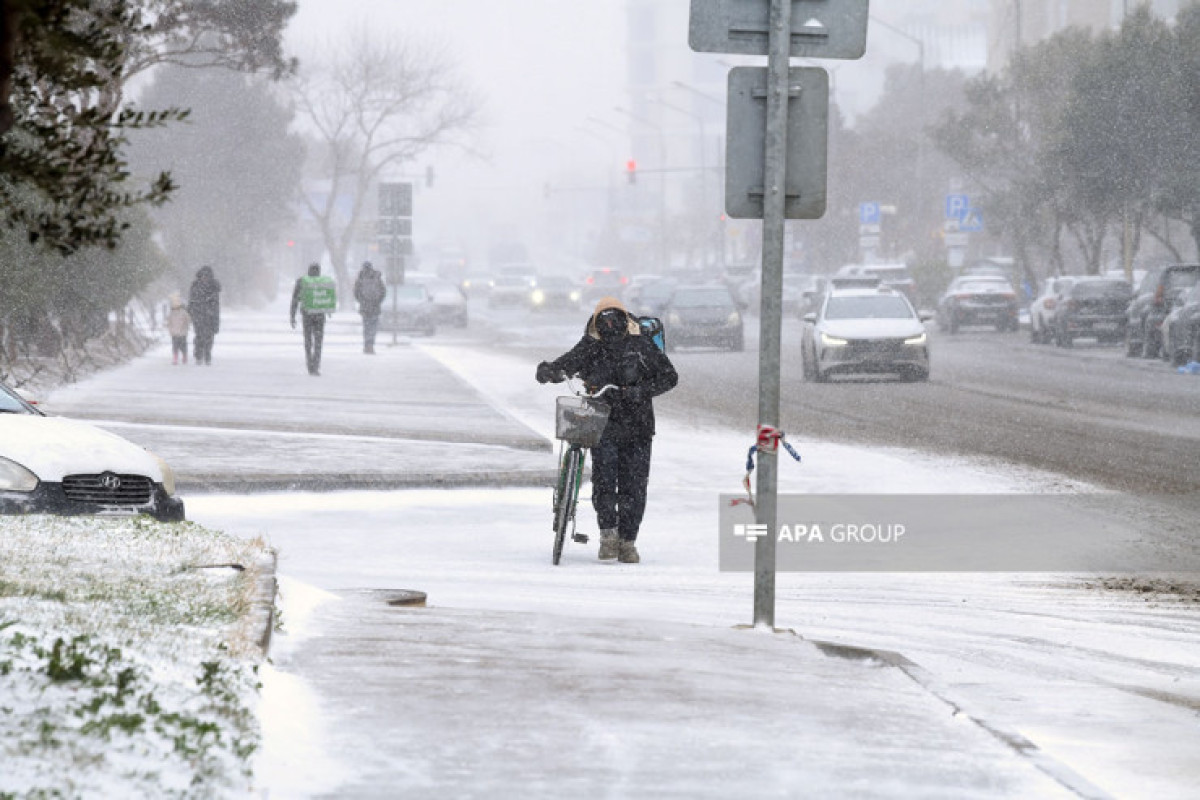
[0,456,39,492]
[904,332,927,345]
[569,291,581,302]
[726,311,741,325]
[820,332,848,346]
[531,289,545,305]
[150,452,176,496]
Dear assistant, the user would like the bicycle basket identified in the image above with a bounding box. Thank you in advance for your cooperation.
[555,396,611,446]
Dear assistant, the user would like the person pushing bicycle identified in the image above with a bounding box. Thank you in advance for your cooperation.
[536,297,678,563]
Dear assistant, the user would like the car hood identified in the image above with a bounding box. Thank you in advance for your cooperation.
[818,318,925,339]
[0,415,163,483]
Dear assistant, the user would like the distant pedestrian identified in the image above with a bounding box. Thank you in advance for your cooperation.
[187,266,221,365]
[290,263,336,376]
[166,294,191,365]
[354,261,387,354]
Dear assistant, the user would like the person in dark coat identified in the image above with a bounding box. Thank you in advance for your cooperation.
[536,296,678,563]
[353,261,387,354]
[290,263,329,376]
[187,266,221,365]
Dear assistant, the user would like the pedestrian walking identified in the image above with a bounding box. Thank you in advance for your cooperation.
[290,263,336,376]
[166,294,191,365]
[536,297,678,563]
[353,261,387,354]
[187,266,221,365]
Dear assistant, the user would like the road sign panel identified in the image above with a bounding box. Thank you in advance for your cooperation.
[379,182,413,218]
[377,218,412,237]
[945,193,969,222]
[725,66,829,220]
[859,202,881,226]
[960,209,984,233]
[689,0,869,60]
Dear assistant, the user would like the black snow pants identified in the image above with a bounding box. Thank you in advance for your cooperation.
[302,313,326,375]
[590,435,653,542]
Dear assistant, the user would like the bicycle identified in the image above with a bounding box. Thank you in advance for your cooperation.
[550,379,617,565]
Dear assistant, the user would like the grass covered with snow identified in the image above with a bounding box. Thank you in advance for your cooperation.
[0,515,273,798]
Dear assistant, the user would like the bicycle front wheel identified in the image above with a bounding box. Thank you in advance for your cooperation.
[552,446,584,565]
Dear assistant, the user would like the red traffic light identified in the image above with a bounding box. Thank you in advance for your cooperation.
[626,159,637,184]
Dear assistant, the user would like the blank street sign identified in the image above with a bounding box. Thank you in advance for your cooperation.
[725,66,829,220]
[689,0,869,59]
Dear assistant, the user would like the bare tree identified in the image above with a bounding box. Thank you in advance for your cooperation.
[293,29,481,295]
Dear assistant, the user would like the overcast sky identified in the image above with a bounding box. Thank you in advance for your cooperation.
[286,1,628,263]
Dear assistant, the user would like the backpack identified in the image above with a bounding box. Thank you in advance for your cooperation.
[636,315,666,353]
[300,275,337,313]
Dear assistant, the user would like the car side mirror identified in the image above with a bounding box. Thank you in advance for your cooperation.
[803,312,816,324]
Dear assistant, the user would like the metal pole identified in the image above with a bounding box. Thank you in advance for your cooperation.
[753,0,791,630]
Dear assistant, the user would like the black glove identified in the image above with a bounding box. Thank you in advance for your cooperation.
[619,385,646,404]
[536,361,564,384]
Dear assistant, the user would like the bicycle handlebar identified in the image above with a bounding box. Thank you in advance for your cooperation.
[565,377,619,399]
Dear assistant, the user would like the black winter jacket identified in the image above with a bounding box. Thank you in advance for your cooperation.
[546,331,678,441]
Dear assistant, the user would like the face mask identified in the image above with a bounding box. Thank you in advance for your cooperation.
[596,310,627,341]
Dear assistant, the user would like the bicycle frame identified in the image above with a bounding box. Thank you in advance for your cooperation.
[549,380,617,565]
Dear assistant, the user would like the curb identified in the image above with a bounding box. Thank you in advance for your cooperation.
[179,469,559,494]
[251,549,278,655]
[811,638,1112,800]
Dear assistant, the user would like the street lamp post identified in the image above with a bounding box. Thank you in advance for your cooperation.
[672,81,728,269]
[658,96,711,268]
[870,16,928,254]
[613,105,670,269]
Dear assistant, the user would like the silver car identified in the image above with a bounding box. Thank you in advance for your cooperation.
[802,288,931,382]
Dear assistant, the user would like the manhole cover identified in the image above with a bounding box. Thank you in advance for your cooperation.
[387,590,427,607]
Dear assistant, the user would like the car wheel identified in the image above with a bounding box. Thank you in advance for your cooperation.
[904,367,929,382]
[1030,319,1043,344]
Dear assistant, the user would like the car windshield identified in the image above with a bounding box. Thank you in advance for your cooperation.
[671,288,735,309]
[824,295,915,320]
[1166,269,1199,290]
[1072,281,1131,299]
[957,280,1013,294]
[494,276,528,288]
[0,384,34,414]
[866,267,912,282]
[540,277,572,288]
[396,285,427,300]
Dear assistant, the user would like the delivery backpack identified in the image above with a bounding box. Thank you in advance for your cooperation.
[636,315,666,353]
[300,275,337,313]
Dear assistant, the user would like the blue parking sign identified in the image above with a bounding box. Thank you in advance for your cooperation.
[859,202,881,225]
[945,194,969,221]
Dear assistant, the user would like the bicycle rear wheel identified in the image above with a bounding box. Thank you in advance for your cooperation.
[552,446,584,565]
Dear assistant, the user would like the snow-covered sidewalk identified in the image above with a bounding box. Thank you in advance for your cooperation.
[33,307,1199,797]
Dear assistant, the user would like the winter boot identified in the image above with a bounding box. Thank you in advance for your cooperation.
[598,528,619,560]
[172,353,178,365]
[618,540,640,564]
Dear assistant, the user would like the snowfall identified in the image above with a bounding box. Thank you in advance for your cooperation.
[2,310,1198,798]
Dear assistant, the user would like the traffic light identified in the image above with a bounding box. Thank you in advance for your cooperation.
[425,165,435,188]
[626,159,637,185]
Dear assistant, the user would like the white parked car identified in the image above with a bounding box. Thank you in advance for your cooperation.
[0,381,184,521]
